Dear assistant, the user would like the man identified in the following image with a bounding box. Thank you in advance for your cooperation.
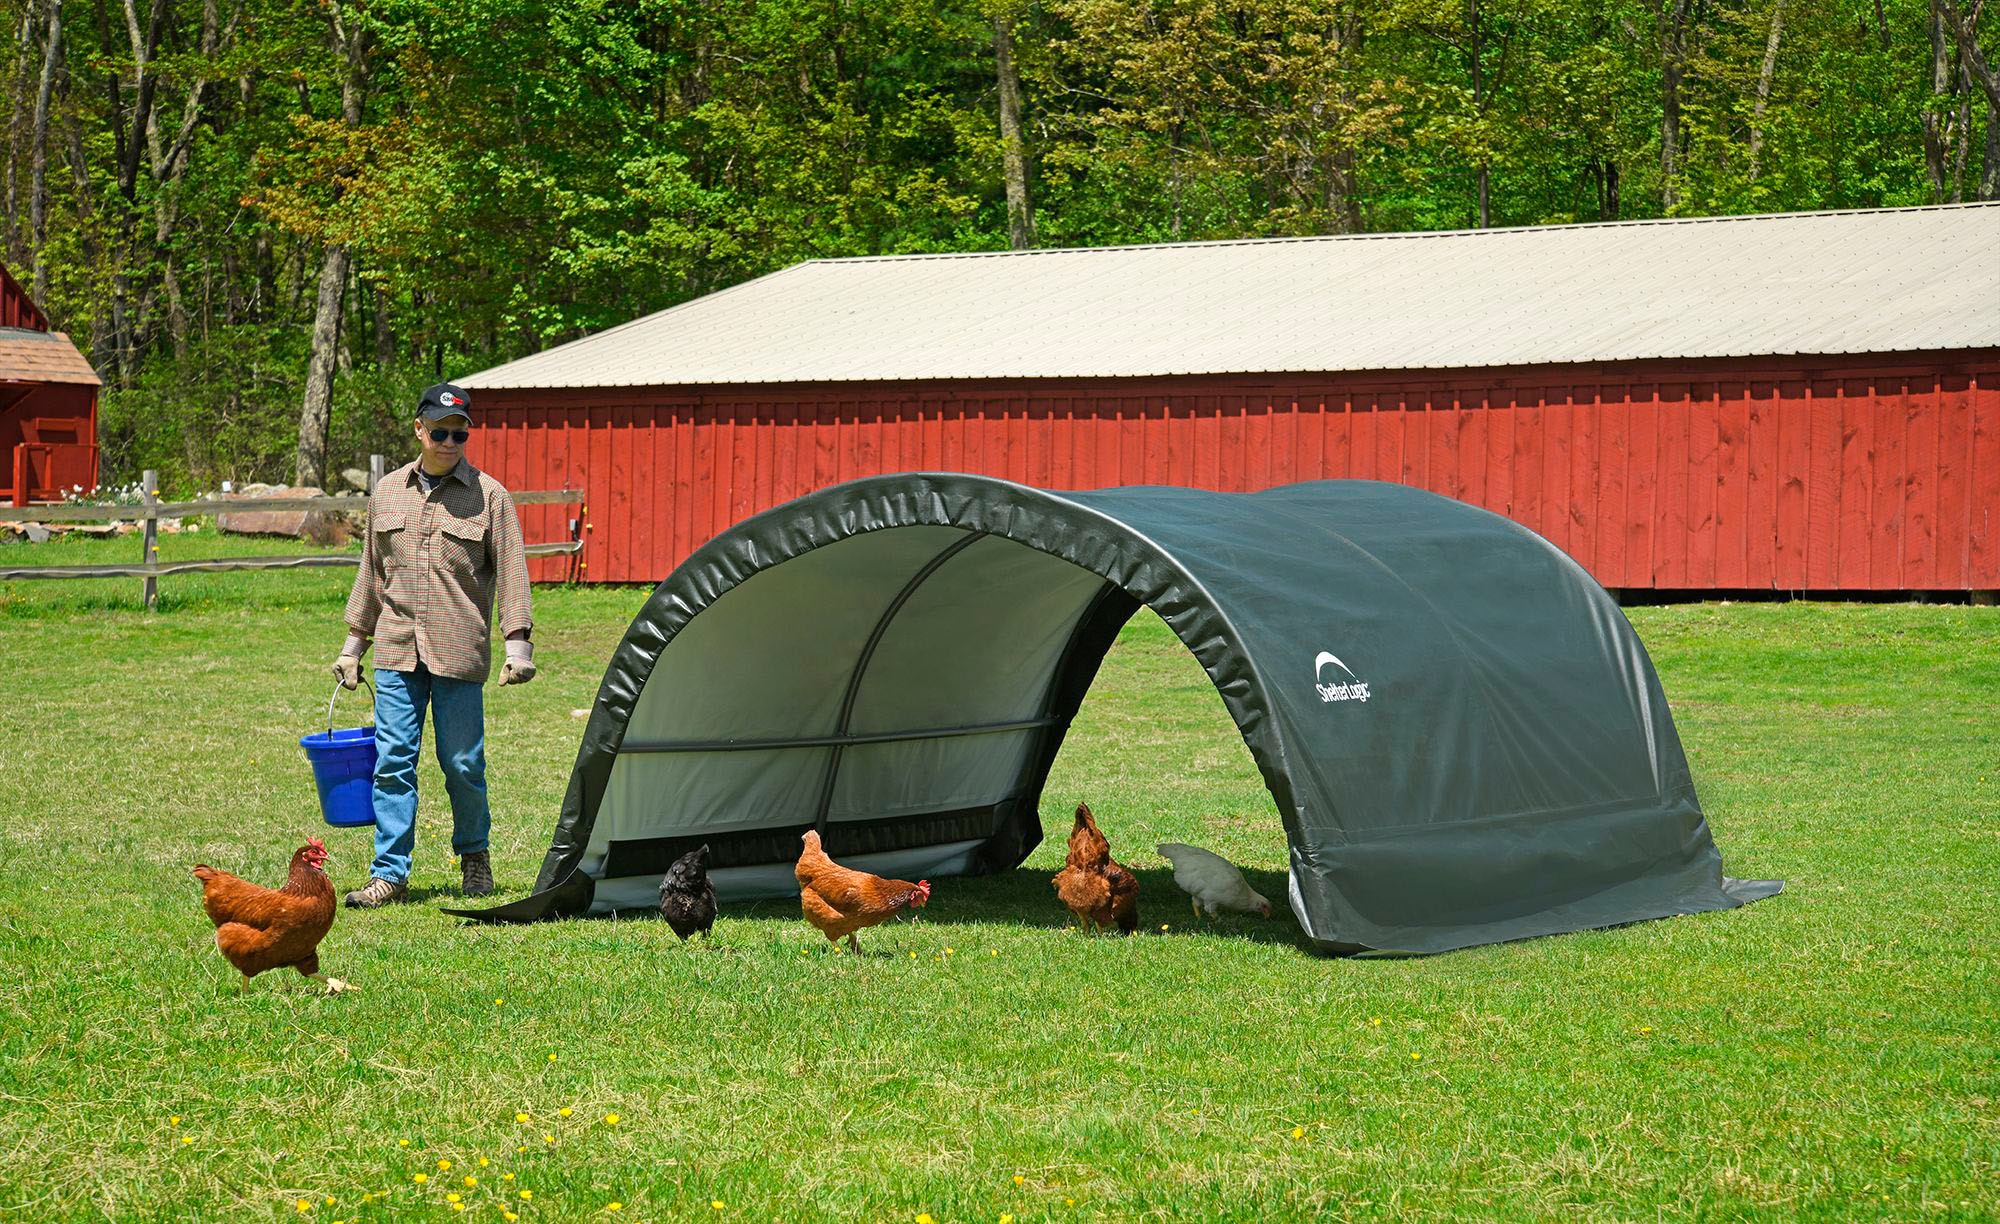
[332,383,535,908]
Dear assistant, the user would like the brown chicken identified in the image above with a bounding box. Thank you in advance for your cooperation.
[191,837,354,994]
[1052,803,1139,935]
[795,830,930,953]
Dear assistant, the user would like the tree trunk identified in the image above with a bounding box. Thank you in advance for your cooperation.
[6,2,36,263]
[993,12,1035,249]
[1936,1,2000,199]
[1924,3,1954,202]
[1470,0,1489,227]
[295,242,348,488]
[1661,0,1695,210]
[295,0,368,485]
[372,279,395,366]
[1747,0,1785,182]
[28,0,59,303]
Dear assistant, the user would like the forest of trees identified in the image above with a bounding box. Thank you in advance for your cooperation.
[2,0,1996,492]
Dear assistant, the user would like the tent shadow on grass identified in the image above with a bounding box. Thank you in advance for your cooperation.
[605,865,1317,953]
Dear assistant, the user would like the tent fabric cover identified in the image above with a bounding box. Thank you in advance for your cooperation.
[456,473,1778,954]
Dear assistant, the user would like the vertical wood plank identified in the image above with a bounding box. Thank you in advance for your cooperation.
[1970,375,2000,586]
[1836,382,1873,588]
[1805,381,1843,589]
[1774,379,1810,590]
[1903,380,1938,588]
[1870,379,1905,587]
[1715,384,1750,588]
[1654,388,1689,588]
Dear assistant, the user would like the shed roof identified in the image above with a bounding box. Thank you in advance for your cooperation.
[459,203,2000,391]
[0,329,102,386]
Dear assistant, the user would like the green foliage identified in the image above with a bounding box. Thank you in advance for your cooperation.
[3,0,1994,488]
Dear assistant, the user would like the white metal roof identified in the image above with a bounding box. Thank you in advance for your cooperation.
[459,203,2000,390]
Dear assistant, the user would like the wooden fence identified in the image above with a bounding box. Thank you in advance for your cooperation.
[0,462,585,609]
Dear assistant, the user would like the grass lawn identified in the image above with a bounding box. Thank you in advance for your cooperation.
[1,534,1996,1220]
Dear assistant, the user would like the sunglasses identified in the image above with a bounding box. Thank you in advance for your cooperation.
[428,428,471,443]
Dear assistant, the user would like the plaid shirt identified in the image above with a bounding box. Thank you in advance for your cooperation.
[344,459,532,683]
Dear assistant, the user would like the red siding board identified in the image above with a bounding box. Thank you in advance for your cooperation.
[1872,379,1905,587]
[1775,380,1811,589]
[1903,387,1938,587]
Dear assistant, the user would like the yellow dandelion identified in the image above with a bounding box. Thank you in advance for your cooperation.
[1291,1126,1304,1139]
[1065,1199,1076,1207]
[909,951,917,959]
[548,1053,558,1062]
[180,1136,193,1145]
[464,1176,477,1187]
[413,1174,428,1185]
[1638,1025,1654,1034]
[1001,1216,1014,1224]
[516,1112,531,1123]
[944,947,954,955]
[494,998,503,1006]
[447,1194,462,1204]
[606,1205,622,1213]
[478,1157,490,1168]
[544,1134,555,1144]
[398,1138,411,1147]
[296,1199,311,1212]
[711,1201,726,1210]
[324,1198,335,1207]
[604,1112,621,1126]
[451,1206,465,1214]
[1160,923,1170,931]
[170,1116,181,1126]
[1369,1016,1382,1027]
[1012,1175,1024,1186]
[1410,1052,1422,1061]
[437,1159,452,1171]
[559,1107,574,1118]
[990,949,998,956]
[503,1172,516,1181]
[516,1145,528,1154]
[520,1189,534,1200]
[918,1215,936,1224]
[506,1215,519,1223]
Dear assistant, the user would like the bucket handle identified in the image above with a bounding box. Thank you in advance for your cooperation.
[328,674,374,738]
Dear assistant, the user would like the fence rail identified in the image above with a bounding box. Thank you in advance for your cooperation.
[0,461,588,606]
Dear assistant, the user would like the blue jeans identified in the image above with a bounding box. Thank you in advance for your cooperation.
[370,664,489,884]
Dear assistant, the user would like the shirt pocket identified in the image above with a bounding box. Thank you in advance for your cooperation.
[372,511,410,571]
[437,514,488,577]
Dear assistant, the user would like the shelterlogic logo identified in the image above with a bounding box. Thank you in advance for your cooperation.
[1313,651,1372,703]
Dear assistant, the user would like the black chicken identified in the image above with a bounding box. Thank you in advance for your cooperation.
[658,844,717,940]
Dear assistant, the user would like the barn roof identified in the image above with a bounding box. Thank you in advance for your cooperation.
[459,203,2000,390]
[0,328,102,386]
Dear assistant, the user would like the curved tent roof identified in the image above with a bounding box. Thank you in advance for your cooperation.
[458,474,1778,954]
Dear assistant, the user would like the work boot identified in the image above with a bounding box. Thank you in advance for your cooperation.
[460,851,495,897]
[343,876,408,909]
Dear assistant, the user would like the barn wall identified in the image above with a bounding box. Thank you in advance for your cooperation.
[474,351,2000,591]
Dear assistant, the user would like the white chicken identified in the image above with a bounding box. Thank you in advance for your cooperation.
[1157,842,1274,919]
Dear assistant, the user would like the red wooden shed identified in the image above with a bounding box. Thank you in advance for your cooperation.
[459,204,2000,595]
[0,263,100,506]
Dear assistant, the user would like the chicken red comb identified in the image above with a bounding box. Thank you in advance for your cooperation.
[306,836,327,852]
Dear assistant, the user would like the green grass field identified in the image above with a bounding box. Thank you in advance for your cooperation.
[2,535,1996,1220]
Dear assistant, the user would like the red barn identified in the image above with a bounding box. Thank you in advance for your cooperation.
[459,204,2000,595]
[0,263,100,506]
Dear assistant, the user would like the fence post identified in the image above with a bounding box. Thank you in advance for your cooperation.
[368,453,384,495]
[141,469,159,611]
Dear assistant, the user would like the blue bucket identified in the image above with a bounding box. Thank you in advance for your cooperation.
[302,679,377,828]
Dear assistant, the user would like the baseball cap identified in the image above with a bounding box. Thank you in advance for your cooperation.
[417,383,474,422]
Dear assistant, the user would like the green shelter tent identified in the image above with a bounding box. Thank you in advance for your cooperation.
[457,473,1778,954]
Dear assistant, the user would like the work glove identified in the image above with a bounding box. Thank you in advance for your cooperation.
[499,638,536,686]
[332,633,368,689]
